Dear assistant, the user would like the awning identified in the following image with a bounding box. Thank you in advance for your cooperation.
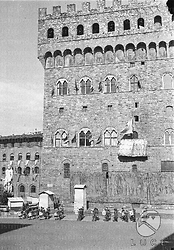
[118,139,147,157]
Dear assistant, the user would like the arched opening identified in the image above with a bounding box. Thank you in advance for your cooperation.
[30,185,36,194]
[159,41,167,58]
[102,162,109,179]
[162,73,174,89]
[17,167,22,175]
[64,163,70,178]
[108,21,115,32]
[124,19,130,30]
[44,51,53,68]
[2,167,5,175]
[10,153,14,161]
[26,152,31,160]
[54,50,63,67]
[47,28,54,38]
[25,167,30,176]
[18,153,22,161]
[63,49,73,67]
[137,18,144,29]
[74,48,84,66]
[35,152,39,160]
[169,40,174,57]
[79,130,92,147]
[84,47,93,65]
[2,153,6,161]
[34,166,39,174]
[94,46,104,64]
[148,42,157,59]
[130,75,140,92]
[62,26,69,37]
[92,23,99,34]
[115,44,124,62]
[19,184,25,197]
[77,24,84,35]
[154,16,162,28]
[126,43,135,61]
[136,42,146,61]
[166,106,173,117]
[104,45,114,63]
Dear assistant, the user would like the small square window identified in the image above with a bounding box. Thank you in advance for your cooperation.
[141,61,145,65]
[59,107,64,114]
[130,62,135,67]
[134,115,139,122]
[82,106,87,112]
[135,102,139,108]
[108,105,112,111]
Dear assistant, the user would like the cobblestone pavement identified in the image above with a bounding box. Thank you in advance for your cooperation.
[0,216,173,250]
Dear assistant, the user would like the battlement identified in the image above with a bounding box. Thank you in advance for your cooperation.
[38,0,163,20]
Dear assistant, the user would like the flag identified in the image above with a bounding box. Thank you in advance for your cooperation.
[51,87,55,97]
[98,82,102,92]
[120,119,133,135]
[96,134,102,145]
[71,133,76,143]
[75,81,79,92]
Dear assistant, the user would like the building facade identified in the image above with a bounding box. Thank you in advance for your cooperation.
[0,133,42,199]
[38,0,174,204]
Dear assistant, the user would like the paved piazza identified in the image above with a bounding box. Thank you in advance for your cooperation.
[0,217,173,250]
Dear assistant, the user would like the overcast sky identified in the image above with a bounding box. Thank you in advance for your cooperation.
[0,0,167,136]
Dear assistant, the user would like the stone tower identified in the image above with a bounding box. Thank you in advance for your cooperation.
[38,0,174,203]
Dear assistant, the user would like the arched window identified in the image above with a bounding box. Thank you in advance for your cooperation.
[55,130,69,147]
[166,106,173,117]
[77,24,84,35]
[64,163,70,178]
[3,153,6,161]
[130,75,140,92]
[35,152,39,160]
[104,129,117,146]
[102,162,109,178]
[124,19,130,30]
[2,167,5,175]
[164,129,174,145]
[10,153,14,161]
[47,28,54,38]
[92,23,99,34]
[162,73,174,89]
[80,78,92,95]
[62,26,69,37]
[30,185,36,193]
[79,130,92,147]
[25,167,30,175]
[17,167,22,175]
[44,51,53,69]
[104,76,117,93]
[154,16,162,28]
[108,21,115,32]
[19,184,25,197]
[57,79,68,95]
[26,153,31,160]
[18,153,22,161]
[34,166,39,174]
[137,18,144,29]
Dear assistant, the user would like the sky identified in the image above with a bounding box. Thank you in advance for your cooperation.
[0,0,167,136]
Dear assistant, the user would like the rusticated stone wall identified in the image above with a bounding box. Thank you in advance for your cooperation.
[70,171,174,204]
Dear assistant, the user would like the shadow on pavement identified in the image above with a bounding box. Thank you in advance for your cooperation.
[150,233,174,250]
[0,223,32,235]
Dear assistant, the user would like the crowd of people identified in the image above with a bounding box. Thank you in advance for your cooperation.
[18,202,136,223]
